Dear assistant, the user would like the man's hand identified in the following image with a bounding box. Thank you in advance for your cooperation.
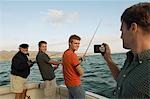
[79,57,83,63]
[102,43,113,62]
[51,61,62,70]
[27,60,35,67]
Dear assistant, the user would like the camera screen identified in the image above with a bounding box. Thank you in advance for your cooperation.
[94,45,102,53]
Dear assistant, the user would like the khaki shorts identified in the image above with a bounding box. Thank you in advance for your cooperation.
[10,74,27,93]
[44,78,57,98]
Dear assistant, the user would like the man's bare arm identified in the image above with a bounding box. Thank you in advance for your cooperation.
[76,65,84,77]
[49,60,61,65]
[103,43,120,80]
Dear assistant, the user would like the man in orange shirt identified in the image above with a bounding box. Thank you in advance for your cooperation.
[62,34,85,99]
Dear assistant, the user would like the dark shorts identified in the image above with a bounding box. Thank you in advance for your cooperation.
[67,85,85,99]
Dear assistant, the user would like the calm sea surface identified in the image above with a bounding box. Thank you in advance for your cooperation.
[0,53,126,98]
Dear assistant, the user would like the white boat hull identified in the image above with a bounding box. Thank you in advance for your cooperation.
[0,83,107,99]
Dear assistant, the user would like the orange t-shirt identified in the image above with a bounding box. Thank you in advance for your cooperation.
[62,49,81,86]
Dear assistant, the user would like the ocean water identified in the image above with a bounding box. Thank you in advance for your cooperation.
[0,53,126,98]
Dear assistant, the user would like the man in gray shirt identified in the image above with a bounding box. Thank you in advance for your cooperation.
[36,41,61,99]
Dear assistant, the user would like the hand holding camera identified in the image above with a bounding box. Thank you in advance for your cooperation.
[94,43,112,62]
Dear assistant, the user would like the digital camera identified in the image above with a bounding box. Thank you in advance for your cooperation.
[94,44,106,54]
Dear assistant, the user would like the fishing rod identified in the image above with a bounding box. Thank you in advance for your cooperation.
[81,20,102,62]
[50,53,61,57]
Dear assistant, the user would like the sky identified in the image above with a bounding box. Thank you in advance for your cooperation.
[0,0,149,53]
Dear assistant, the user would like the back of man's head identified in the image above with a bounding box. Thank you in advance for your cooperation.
[121,2,150,33]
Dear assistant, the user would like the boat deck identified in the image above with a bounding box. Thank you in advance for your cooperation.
[0,83,107,99]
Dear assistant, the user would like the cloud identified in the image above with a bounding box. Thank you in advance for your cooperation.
[66,12,79,23]
[42,9,79,26]
[47,9,64,24]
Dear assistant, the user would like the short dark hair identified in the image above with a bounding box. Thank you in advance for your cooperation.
[19,44,29,48]
[121,2,150,32]
[38,41,47,47]
[69,34,81,43]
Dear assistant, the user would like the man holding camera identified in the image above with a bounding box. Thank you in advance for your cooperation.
[10,44,35,99]
[62,34,85,99]
[101,2,150,98]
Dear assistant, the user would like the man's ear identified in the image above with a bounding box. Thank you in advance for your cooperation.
[69,42,71,46]
[130,23,138,33]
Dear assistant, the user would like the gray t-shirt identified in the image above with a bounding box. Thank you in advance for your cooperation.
[36,52,55,81]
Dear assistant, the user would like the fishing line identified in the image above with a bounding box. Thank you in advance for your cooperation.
[81,20,102,62]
